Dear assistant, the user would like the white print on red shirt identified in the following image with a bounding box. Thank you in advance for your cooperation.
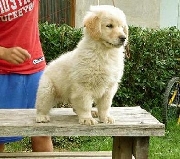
[0,0,34,21]
[33,56,45,65]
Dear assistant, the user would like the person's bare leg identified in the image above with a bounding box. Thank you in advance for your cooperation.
[31,136,53,152]
[0,144,5,152]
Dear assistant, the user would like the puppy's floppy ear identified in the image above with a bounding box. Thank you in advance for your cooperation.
[83,13,101,40]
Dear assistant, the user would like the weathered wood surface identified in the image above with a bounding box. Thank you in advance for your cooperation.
[0,106,165,136]
[0,151,112,159]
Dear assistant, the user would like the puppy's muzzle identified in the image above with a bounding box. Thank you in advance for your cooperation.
[119,35,126,43]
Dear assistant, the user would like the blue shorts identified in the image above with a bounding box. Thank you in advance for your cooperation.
[0,71,43,144]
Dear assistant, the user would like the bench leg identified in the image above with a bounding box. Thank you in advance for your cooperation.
[133,137,149,159]
[112,136,133,159]
[112,136,149,159]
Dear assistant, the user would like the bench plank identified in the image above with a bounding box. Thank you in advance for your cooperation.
[0,151,112,159]
[0,107,164,137]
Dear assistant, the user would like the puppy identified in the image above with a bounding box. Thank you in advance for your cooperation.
[36,5,128,125]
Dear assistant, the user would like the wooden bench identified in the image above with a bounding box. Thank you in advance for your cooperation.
[0,106,165,159]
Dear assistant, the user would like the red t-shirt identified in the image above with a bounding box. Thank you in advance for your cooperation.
[0,0,46,74]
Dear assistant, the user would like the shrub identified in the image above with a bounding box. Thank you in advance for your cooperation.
[39,22,83,63]
[39,23,180,111]
[115,27,180,110]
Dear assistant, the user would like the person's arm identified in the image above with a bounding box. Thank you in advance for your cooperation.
[0,46,31,64]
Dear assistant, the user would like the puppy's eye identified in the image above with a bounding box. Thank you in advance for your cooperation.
[106,24,113,28]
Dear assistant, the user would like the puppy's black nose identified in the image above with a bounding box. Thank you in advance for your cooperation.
[119,35,126,42]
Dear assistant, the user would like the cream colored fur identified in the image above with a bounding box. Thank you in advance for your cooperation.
[36,5,128,125]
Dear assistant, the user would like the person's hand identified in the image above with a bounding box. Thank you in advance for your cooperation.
[0,47,31,64]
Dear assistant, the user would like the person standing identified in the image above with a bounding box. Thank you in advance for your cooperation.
[0,0,53,152]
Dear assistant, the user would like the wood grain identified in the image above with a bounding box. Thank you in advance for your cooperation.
[0,107,164,137]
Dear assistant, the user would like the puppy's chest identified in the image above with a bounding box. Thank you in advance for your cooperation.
[78,60,122,87]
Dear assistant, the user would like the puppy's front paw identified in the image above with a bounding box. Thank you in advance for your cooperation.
[79,118,98,125]
[99,116,115,124]
[36,114,50,123]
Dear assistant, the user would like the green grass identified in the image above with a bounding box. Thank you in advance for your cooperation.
[149,119,180,159]
[4,109,180,159]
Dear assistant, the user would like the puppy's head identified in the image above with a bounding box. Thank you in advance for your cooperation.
[83,5,128,48]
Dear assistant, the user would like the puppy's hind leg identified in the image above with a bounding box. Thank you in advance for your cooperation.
[36,75,56,123]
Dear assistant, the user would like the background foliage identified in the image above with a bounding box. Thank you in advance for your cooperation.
[39,23,180,113]
[39,22,83,62]
[116,26,180,111]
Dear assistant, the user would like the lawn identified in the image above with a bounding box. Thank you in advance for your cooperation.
[149,120,180,159]
[4,108,180,159]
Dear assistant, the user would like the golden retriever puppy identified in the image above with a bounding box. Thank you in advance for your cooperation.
[36,5,128,125]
